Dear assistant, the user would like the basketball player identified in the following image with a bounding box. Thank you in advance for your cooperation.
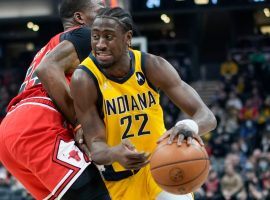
[0,0,111,199]
[71,7,217,200]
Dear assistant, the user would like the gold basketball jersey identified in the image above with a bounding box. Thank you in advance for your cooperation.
[80,49,166,172]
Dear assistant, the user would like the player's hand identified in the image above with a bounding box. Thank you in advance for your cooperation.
[74,127,91,158]
[112,139,150,170]
[157,119,204,146]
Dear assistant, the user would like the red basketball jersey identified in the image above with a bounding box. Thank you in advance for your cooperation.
[7,26,89,112]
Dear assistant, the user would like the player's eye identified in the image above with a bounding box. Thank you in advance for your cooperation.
[106,34,113,40]
[92,34,99,40]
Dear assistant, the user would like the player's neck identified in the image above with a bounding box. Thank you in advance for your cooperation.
[63,22,81,31]
[104,56,131,79]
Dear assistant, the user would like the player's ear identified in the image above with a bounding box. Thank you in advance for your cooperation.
[126,30,133,48]
[73,12,84,25]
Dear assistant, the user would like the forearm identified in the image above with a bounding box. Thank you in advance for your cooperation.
[163,82,217,135]
[50,83,76,126]
[37,69,76,125]
[191,106,217,136]
[180,83,216,135]
[85,139,117,165]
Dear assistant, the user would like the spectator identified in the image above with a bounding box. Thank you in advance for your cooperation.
[239,99,259,122]
[244,169,264,200]
[226,92,243,111]
[220,55,239,81]
[221,164,246,200]
[204,169,221,199]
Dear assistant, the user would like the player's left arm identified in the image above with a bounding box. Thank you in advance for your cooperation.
[144,53,217,144]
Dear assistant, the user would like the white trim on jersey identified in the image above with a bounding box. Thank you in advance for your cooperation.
[20,96,53,102]
[9,96,53,110]
[7,102,58,116]
[43,140,91,200]
[56,163,89,199]
[43,170,73,200]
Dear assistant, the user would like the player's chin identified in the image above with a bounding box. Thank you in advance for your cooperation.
[98,60,114,69]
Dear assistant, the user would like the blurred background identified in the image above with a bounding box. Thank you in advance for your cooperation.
[0,0,270,199]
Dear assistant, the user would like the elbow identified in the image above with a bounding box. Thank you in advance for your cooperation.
[36,56,56,79]
[35,63,47,78]
[209,111,217,131]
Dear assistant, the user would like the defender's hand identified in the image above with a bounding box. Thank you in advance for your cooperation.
[74,128,91,158]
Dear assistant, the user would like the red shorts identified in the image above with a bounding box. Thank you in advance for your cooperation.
[0,97,91,200]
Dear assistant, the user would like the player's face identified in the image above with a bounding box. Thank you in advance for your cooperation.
[91,18,131,69]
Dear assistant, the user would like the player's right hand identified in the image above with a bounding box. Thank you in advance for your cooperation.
[112,139,150,170]
[158,119,204,147]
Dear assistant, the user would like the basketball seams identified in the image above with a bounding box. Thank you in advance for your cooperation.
[152,159,209,187]
[150,141,209,169]
[150,140,210,194]
[150,158,210,171]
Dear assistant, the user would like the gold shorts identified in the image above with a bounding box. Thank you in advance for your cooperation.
[104,165,194,200]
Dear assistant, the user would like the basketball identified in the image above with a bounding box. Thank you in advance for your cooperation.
[150,138,210,195]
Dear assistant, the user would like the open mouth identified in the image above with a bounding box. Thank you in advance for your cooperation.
[96,52,112,62]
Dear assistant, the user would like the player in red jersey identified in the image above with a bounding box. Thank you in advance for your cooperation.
[0,0,110,199]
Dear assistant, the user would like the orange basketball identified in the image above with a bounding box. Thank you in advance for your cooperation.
[150,138,210,195]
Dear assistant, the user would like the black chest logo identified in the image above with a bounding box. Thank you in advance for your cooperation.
[136,72,145,85]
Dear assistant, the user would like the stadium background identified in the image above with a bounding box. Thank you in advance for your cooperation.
[0,0,270,199]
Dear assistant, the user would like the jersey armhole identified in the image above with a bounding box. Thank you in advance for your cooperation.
[141,52,159,93]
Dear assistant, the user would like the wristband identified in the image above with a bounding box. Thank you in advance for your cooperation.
[175,119,199,135]
[74,124,82,133]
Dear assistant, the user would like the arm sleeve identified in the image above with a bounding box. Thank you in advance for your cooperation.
[60,27,91,62]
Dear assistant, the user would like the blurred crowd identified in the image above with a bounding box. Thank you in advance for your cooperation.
[201,49,270,200]
[1,48,270,199]
[162,49,270,200]
[0,69,33,200]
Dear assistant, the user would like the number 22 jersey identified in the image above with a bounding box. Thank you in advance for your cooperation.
[80,49,166,172]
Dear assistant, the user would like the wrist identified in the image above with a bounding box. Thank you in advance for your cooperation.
[73,124,82,135]
[109,146,119,163]
[175,119,199,135]
[73,118,80,128]
[91,143,115,165]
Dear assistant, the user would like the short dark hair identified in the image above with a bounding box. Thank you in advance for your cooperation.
[59,0,91,19]
[95,7,133,32]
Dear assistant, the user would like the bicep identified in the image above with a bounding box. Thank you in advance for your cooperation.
[38,40,80,74]
[70,69,106,141]
[146,55,205,116]
[164,81,205,117]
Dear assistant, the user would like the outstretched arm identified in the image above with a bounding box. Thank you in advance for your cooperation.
[144,54,217,144]
[70,68,149,169]
[36,40,79,126]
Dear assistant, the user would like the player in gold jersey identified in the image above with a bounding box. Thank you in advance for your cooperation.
[70,7,217,200]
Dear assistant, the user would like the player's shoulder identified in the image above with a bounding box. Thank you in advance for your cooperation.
[79,55,94,68]
[72,66,99,97]
[74,56,97,81]
[60,26,92,62]
[72,66,91,84]
[61,26,91,38]
[143,52,169,69]
[70,26,91,34]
